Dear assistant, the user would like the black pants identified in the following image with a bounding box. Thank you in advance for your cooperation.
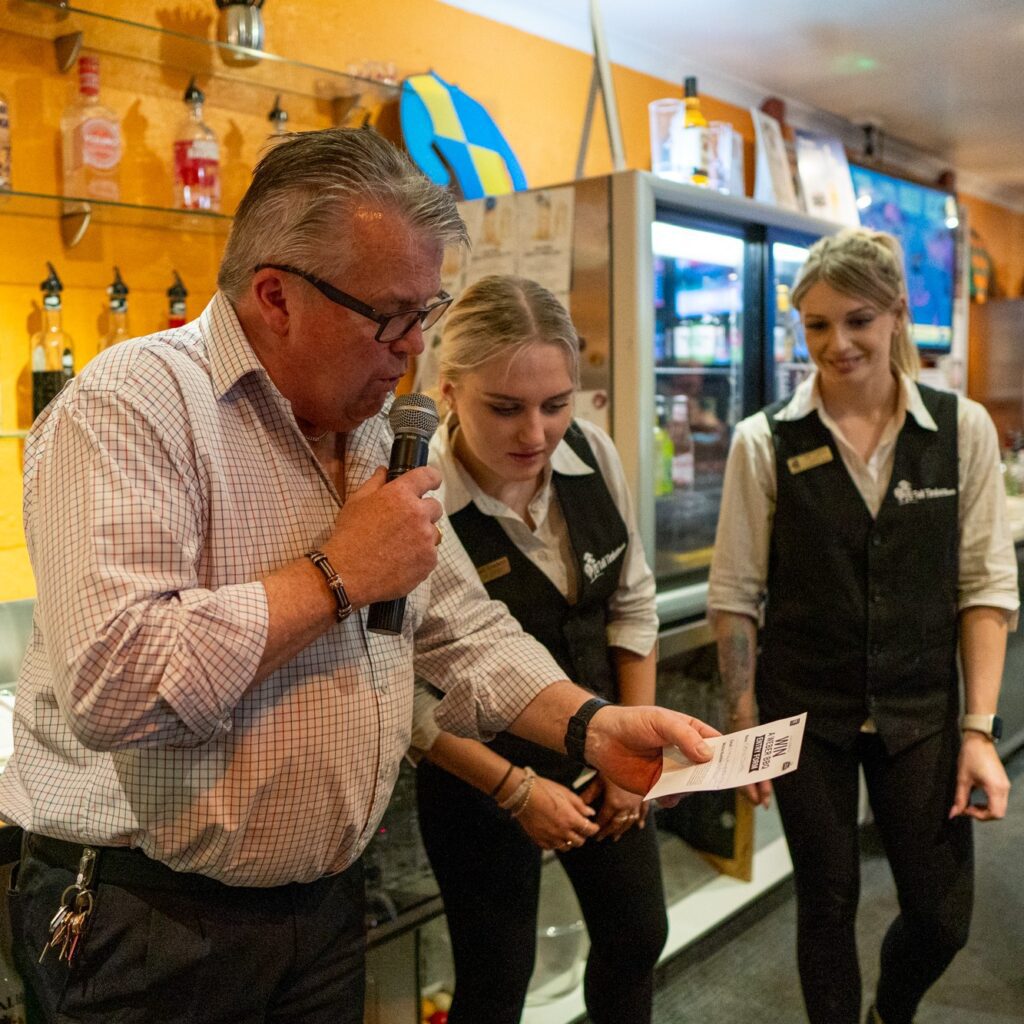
[416,760,668,1024]
[772,726,973,1024]
[9,836,367,1024]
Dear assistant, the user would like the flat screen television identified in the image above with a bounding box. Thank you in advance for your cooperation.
[849,164,958,354]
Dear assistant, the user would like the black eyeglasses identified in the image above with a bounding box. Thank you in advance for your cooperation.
[255,263,452,343]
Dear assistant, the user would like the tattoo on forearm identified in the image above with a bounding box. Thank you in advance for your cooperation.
[719,626,755,709]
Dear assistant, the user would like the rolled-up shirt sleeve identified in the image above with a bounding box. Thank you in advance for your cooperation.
[957,398,1020,625]
[707,412,775,621]
[28,387,268,751]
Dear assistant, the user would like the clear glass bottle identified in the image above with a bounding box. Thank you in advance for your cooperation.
[31,263,74,420]
[173,78,220,211]
[267,94,289,137]
[667,394,695,490]
[98,266,130,351]
[167,271,188,328]
[0,90,11,190]
[60,55,121,201]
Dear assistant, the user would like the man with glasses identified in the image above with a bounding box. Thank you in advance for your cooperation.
[3,127,717,1023]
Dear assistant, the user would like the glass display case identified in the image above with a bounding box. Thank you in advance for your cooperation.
[607,171,840,625]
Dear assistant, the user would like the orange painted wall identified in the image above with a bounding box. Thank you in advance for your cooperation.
[1,0,1022,599]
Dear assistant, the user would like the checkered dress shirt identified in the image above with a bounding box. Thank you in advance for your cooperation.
[0,293,563,887]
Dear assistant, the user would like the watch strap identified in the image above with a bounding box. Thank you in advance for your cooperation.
[564,696,611,767]
[306,550,353,622]
[962,713,1002,740]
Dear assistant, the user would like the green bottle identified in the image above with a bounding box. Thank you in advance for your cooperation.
[653,395,674,496]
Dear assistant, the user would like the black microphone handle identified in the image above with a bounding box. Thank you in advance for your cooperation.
[385,433,431,481]
[367,432,433,635]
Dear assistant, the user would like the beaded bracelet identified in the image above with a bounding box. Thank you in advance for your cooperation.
[499,766,536,818]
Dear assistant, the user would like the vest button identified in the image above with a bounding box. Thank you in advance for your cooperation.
[871,535,882,547]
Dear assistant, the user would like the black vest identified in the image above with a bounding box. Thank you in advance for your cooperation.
[758,384,959,753]
[449,422,629,781]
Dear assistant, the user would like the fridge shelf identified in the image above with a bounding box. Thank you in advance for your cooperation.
[655,365,736,376]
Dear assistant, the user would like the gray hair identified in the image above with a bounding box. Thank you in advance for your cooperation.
[218,127,468,300]
[791,227,919,379]
[439,276,580,391]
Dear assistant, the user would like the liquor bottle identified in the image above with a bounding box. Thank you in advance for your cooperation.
[667,394,695,490]
[672,76,709,187]
[31,263,74,420]
[60,55,122,201]
[167,271,188,328]
[267,94,289,137]
[98,266,130,351]
[173,78,220,211]
[653,395,674,497]
[774,284,799,363]
[0,90,10,190]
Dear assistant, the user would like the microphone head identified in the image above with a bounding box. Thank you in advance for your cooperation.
[389,392,439,440]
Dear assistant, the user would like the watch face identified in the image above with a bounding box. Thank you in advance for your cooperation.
[992,715,1003,741]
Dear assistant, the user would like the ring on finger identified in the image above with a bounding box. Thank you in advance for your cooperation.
[434,522,444,546]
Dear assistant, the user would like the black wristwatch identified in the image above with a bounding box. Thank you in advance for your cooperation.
[564,697,611,767]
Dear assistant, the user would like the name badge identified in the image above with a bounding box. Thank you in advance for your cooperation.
[477,556,512,584]
[787,445,833,475]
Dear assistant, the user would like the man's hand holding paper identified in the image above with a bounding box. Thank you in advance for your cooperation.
[646,713,806,802]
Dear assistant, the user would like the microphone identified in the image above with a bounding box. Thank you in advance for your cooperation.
[366,393,441,636]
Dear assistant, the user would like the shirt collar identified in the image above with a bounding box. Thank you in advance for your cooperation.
[775,369,937,432]
[203,292,270,401]
[430,416,593,517]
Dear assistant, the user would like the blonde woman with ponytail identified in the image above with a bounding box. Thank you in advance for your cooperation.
[411,275,667,1024]
[709,227,1018,1024]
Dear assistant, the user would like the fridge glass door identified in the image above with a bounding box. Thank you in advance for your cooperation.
[771,239,813,401]
[651,220,744,591]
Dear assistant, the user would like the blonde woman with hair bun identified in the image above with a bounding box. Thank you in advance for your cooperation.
[410,275,669,1024]
[709,227,1018,1024]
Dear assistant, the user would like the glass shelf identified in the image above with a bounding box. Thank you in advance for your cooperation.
[6,0,401,118]
[0,187,232,244]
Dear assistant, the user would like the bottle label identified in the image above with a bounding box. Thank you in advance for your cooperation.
[672,451,695,488]
[33,370,66,418]
[79,118,121,171]
[174,139,221,209]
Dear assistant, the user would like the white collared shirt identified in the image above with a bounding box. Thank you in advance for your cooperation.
[409,417,659,760]
[0,293,567,886]
[431,416,659,654]
[709,371,1019,624]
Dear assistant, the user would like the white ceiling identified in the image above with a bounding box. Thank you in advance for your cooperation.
[442,0,1024,210]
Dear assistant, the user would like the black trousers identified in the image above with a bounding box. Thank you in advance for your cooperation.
[772,725,973,1024]
[9,835,367,1024]
[416,760,668,1024]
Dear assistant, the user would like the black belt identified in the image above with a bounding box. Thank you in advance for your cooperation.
[23,833,262,895]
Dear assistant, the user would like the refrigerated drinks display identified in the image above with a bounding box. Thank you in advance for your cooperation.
[771,239,813,400]
[652,221,742,589]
